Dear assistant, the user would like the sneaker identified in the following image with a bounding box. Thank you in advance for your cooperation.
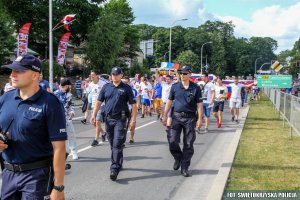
[204,128,208,133]
[101,133,107,142]
[72,153,79,160]
[91,139,99,147]
[81,119,86,124]
[231,116,235,122]
[235,119,239,124]
[195,128,201,134]
[129,140,134,144]
[141,114,145,118]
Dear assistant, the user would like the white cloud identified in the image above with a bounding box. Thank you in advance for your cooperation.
[218,3,300,53]
[129,0,300,53]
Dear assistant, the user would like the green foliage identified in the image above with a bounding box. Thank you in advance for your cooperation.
[174,50,200,72]
[0,2,15,65]
[128,61,151,77]
[41,61,64,80]
[86,0,139,73]
[1,0,104,55]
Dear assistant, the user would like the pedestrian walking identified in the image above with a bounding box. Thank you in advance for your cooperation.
[213,76,228,128]
[162,66,203,177]
[90,67,137,181]
[0,55,67,199]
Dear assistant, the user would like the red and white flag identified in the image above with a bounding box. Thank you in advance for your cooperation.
[57,32,71,65]
[60,14,76,31]
[17,23,32,57]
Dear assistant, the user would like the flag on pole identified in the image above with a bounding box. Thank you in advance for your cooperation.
[17,23,32,57]
[57,32,71,65]
[60,14,76,31]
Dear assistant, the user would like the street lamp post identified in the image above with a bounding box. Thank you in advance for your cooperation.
[169,18,188,63]
[255,57,262,76]
[49,0,53,92]
[258,62,271,74]
[200,41,212,74]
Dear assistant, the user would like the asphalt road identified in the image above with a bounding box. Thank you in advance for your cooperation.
[63,103,246,200]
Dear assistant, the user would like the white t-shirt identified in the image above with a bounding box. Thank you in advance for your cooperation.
[4,83,14,92]
[86,79,107,108]
[161,82,173,103]
[140,82,152,99]
[230,83,244,100]
[214,85,228,101]
[200,82,215,103]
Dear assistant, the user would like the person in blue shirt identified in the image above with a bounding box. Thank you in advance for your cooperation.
[91,67,137,181]
[162,66,203,177]
[75,75,82,99]
[154,74,163,120]
[39,73,51,92]
[54,78,78,160]
[0,55,67,199]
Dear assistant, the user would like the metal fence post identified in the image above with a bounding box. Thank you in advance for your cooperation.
[283,93,286,128]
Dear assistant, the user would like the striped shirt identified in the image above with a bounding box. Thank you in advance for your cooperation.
[75,80,82,90]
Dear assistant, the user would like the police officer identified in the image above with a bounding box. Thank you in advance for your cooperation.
[0,55,67,199]
[162,66,203,177]
[90,67,137,181]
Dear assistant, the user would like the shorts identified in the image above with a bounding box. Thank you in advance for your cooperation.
[96,107,105,122]
[230,99,241,108]
[88,103,92,110]
[213,101,225,112]
[203,103,212,118]
[142,98,151,106]
[154,98,163,109]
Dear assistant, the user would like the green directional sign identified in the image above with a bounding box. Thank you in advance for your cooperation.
[257,75,292,88]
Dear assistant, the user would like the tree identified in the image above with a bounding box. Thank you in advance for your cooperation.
[86,0,139,73]
[0,1,15,65]
[1,0,104,54]
[86,12,124,73]
[174,50,200,72]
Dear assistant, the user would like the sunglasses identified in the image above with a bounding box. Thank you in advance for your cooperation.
[180,73,189,75]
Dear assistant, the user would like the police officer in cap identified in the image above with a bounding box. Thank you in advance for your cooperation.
[0,55,67,199]
[162,66,203,177]
[91,67,137,181]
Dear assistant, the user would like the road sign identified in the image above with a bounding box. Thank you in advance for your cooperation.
[270,60,283,72]
[257,75,292,88]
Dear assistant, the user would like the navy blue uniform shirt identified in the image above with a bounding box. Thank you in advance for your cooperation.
[169,81,202,113]
[0,88,67,164]
[98,82,136,116]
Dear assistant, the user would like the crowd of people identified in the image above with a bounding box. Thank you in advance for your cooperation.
[0,54,257,199]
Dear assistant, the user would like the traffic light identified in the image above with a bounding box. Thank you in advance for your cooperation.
[296,60,300,67]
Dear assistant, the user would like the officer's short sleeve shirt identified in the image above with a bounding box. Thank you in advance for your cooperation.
[169,81,202,113]
[98,82,136,115]
[0,88,67,164]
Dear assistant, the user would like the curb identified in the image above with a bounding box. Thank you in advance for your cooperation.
[206,105,250,200]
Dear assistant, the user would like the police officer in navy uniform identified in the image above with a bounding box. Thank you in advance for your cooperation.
[91,67,137,181]
[0,55,67,199]
[162,66,203,177]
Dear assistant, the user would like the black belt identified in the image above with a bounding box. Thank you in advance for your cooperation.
[107,113,122,120]
[4,158,52,172]
[174,112,195,118]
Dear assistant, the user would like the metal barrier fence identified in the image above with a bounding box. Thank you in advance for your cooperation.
[264,88,300,137]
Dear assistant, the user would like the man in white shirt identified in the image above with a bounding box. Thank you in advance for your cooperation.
[140,77,152,118]
[213,76,228,128]
[87,70,108,146]
[229,77,244,123]
[199,72,215,133]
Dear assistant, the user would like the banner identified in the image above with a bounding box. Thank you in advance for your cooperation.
[57,32,71,65]
[17,23,32,57]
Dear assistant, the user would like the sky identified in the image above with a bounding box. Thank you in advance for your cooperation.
[128,0,300,53]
